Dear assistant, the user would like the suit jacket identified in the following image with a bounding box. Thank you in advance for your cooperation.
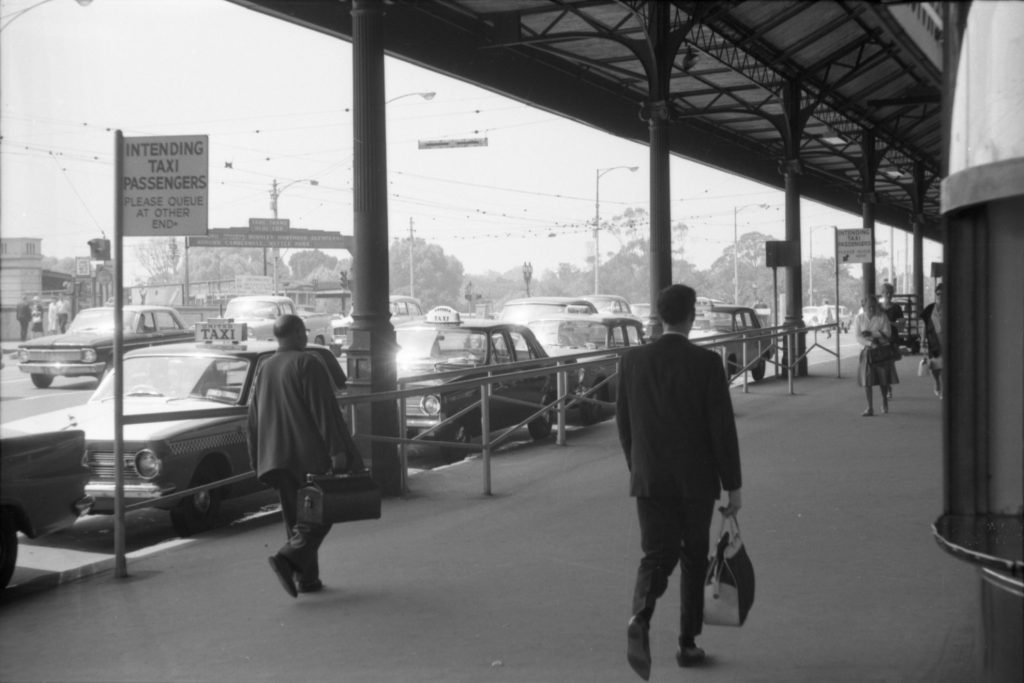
[616,334,742,499]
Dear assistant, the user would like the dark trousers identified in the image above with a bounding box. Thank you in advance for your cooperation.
[632,496,716,644]
[18,320,29,341]
[272,474,332,585]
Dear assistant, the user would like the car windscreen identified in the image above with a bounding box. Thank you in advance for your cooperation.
[529,320,607,349]
[396,327,487,370]
[223,300,279,319]
[66,308,120,333]
[92,355,251,404]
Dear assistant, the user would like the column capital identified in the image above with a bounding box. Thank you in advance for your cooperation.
[859,191,878,205]
[638,99,671,123]
[777,159,803,176]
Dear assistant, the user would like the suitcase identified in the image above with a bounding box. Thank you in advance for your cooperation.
[296,471,381,525]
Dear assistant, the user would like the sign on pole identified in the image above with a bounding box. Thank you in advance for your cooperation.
[836,229,873,263]
[119,135,209,236]
[75,257,92,277]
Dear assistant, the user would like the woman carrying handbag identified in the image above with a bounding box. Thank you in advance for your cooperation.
[854,296,899,416]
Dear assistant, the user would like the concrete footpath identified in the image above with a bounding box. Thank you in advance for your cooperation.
[0,355,977,683]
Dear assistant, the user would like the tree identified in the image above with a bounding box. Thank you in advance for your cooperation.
[389,238,464,308]
[183,247,269,284]
[40,256,76,275]
[133,237,182,284]
[288,250,339,282]
[704,231,777,305]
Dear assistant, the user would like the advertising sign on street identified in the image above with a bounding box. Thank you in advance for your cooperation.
[234,275,273,295]
[836,229,873,264]
[75,257,92,277]
[120,135,209,236]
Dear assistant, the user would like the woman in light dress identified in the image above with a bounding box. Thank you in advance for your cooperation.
[854,297,898,416]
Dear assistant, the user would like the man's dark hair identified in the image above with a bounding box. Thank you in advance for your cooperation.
[273,314,305,340]
[657,284,697,325]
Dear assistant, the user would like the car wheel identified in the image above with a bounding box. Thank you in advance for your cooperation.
[30,374,54,389]
[527,394,554,440]
[751,359,766,382]
[170,460,224,537]
[0,512,17,591]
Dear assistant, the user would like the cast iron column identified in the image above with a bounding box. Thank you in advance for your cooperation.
[911,161,926,313]
[860,128,878,302]
[781,80,807,376]
[350,0,400,495]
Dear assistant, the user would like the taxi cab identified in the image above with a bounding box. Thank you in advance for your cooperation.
[2,320,347,537]
[689,304,774,381]
[526,314,645,423]
[396,306,556,458]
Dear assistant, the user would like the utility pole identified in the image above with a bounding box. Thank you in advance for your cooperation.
[409,218,415,299]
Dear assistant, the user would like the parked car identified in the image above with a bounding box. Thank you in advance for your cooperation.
[222,295,334,345]
[1,429,93,590]
[3,321,347,537]
[16,305,193,388]
[689,304,774,381]
[887,294,921,353]
[582,294,634,316]
[632,303,651,319]
[498,297,597,323]
[526,314,645,423]
[332,295,425,347]
[396,306,556,459]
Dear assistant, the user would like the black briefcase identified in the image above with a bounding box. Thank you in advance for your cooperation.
[296,471,381,525]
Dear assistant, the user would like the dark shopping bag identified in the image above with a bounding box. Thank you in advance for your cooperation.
[868,343,901,364]
[296,471,381,525]
[703,515,755,627]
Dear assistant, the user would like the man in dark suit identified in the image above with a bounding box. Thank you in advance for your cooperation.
[617,284,743,680]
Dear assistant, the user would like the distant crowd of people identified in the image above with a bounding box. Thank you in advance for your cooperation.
[15,294,72,341]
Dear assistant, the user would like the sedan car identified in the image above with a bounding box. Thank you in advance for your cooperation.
[16,305,193,388]
[582,294,634,316]
[1,429,93,590]
[526,314,645,423]
[333,295,425,347]
[689,304,774,381]
[3,321,348,537]
[498,297,597,324]
[397,306,556,459]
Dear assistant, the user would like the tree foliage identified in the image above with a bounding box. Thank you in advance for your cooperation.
[389,238,464,309]
[288,250,339,282]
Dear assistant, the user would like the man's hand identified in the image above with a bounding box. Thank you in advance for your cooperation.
[719,489,742,517]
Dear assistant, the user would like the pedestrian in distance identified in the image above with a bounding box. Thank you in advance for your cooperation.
[29,297,44,338]
[855,296,898,416]
[920,282,944,398]
[47,297,58,335]
[878,283,903,399]
[15,296,32,342]
[616,284,744,681]
[247,314,365,598]
[56,294,71,333]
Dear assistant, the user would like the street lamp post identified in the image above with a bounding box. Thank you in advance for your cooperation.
[594,165,638,294]
[389,92,435,299]
[269,177,319,293]
[0,0,92,32]
[808,225,837,307]
[733,203,769,304]
[385,91,436,105]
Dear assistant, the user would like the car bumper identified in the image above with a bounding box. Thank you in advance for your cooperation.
[85,482,174,511]
[18,361,106,377]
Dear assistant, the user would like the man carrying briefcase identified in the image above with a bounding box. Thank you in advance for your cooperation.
[248,314,365,598]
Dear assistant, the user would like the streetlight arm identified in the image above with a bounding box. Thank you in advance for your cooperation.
[593,165,639,294]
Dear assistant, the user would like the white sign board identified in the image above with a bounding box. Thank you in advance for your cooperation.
[234,275,273,294]
[75,257,92,277]
[836,229,873,264]
[120,135,209,236]
[195,320,248,346]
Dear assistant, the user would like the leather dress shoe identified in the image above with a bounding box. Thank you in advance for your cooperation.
[268,555,298,598]
[297,577,324,593]
[676,644,706,667]
[626,616,651,681]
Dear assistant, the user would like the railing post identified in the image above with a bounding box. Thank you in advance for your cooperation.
[481,377,492,496]
[742,332,749,393]
[788,330,796,395]
[396,385,408,495]
[556,365,567,446]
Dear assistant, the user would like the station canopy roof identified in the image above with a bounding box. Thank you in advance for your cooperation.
[230,0,943,240]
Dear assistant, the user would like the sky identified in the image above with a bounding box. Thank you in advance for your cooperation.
[1,0,941,288]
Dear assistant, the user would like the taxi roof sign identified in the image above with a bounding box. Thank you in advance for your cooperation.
[196,319,248,347]
[425,306,462,325]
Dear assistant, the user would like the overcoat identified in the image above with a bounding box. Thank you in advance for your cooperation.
[247,349,357,484]
[616,334,742,499]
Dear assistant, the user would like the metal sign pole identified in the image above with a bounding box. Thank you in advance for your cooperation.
[834,228,841,378]
[113,131,127,578]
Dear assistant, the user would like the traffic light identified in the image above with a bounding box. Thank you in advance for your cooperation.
[88,238,111,261]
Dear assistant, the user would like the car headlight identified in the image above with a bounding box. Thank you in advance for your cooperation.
[134,449,162,479]
[420,394,441,417]
[17,349,28,362]
[81,348,97,363]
